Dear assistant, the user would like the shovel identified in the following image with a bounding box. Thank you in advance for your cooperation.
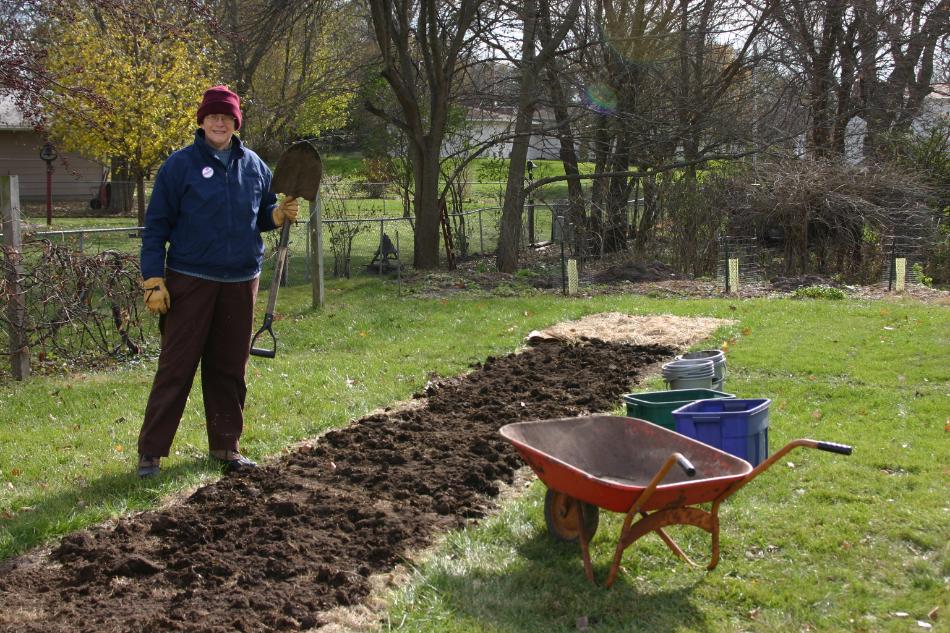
[249,140,323,358]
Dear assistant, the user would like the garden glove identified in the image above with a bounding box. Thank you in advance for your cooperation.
[142,277,170,315]
[272,197,299,227]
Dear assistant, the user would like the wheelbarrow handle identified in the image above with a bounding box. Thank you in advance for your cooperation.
[816,441,853,455]
[249,313,276,358]
[676,454,696,477]
[715,438,853,504]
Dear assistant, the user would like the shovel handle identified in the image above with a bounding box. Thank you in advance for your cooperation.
[250,221,292,360]
[249,314,276,358]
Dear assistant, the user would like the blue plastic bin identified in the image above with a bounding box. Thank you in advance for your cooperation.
[671,398,770,466]
[622,389,735,430]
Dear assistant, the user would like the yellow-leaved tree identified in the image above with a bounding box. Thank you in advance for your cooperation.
[45,1,216,223]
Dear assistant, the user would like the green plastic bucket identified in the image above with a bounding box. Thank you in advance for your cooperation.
[622,389,736,430]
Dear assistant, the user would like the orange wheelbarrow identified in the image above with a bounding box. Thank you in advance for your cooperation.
[499,415,852,586]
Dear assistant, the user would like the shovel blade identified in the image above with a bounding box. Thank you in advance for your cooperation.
[271,140,323,200]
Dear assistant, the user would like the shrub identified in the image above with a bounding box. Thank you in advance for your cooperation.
[792,285,846,300]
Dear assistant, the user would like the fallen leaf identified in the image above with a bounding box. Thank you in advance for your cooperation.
[114,445,124,452]
[10,468,21,477]
[929,607,939,621]
[741,327,752,336]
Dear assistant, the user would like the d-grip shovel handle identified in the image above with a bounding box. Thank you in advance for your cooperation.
[249,221,292,359]
[249,313,276,358]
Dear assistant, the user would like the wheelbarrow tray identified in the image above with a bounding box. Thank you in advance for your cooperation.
[500,415,752,513]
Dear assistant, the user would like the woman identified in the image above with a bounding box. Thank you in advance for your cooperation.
[137,85,298,477]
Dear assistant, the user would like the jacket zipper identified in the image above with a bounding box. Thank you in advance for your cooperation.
[224,157,233,272]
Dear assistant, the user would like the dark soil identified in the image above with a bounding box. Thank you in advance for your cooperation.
[0,339,674,632]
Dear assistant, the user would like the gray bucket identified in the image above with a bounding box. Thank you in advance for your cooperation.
[662,359,714,390]
[677,350,726,390]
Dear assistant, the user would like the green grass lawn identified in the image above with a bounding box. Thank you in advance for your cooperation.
[1,275,948,631]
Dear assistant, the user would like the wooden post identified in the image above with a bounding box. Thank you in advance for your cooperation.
[309,194,324,308]
[1,175,30,380]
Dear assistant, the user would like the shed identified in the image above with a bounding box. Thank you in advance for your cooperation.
[0,95,106,201]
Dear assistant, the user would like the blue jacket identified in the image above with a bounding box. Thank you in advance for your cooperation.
[140,130,278,281]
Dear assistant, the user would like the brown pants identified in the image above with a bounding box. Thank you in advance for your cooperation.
[138,270,259,457]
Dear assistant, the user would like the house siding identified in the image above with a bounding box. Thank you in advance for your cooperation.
[0,129,105,201]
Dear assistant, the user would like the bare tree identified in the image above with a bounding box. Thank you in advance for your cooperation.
[215,0,369,157]
[493,0,582,272]
[365,0,484,269]
[853,0,950,157]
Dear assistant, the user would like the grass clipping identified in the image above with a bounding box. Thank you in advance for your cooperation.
[529,312,734,351]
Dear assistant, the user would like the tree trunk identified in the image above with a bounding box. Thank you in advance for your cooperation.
[136,171,146,225]
[108,156,133,215]
[544,61,586,249]
[496,0,541,274]
[412,144,443,269]
[496,106,534,272]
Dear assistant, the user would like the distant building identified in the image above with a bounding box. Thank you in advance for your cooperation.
[0,95,105,201]
[442,107,562,161]
[844,84,950,163]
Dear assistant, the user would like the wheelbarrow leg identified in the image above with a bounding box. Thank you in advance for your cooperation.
[576,498,596,583]
[650,517,701,568]
[604,452,695,588]
[613,507,722,570]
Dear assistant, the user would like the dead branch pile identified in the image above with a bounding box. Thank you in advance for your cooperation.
[0,241,152,373]
[708,159,938,281]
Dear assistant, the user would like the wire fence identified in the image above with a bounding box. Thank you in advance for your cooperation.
[5,203,935,296]
[9,191,940,288]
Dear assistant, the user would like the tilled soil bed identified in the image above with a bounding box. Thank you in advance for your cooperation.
[0,339,674,632]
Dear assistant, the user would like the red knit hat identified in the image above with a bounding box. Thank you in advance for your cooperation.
[196,85,242,130]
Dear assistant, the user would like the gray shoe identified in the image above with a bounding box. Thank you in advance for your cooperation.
[209,450,257,472]
[137,455,161,478]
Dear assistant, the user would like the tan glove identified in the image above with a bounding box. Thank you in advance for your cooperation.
[272,197,299,227]
[142,277,170,315]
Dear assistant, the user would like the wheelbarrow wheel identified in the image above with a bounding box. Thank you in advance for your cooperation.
[544,489,600,543]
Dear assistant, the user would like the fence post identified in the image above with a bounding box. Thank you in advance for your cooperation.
[1,176,30,380]
[887,237,896,292]
[723,236,731,293]
[527,197,535,246]
[309,193,325,308]
[378,219,385,275]
[478,208,484,254]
